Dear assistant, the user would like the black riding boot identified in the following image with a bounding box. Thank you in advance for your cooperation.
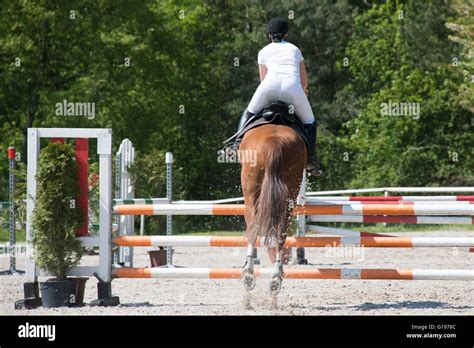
[304,122,323,176]
[231,109,254,149]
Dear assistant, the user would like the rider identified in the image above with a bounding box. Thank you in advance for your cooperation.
[235,17,321,175]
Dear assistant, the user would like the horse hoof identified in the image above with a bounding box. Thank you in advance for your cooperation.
[242,293,252,309]
[242,274,256,291]
[268,276,282,296]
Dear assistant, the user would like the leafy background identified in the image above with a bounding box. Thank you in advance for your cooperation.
[0,0,472,233]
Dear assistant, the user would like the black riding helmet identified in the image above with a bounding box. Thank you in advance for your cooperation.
[267,18,288,34]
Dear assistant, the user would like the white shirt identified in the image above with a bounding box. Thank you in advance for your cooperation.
[257,41,304,78]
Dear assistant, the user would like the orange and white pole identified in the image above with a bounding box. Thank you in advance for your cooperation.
[112,235,474,248]
[112,267,474,280]
[113,203,474,216]
[308,215,474,225]
[113,203,246,216]
[295,203,474,216]
[305,195,474,202]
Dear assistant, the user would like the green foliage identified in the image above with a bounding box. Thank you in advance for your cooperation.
[346,67,473,187]
[0,1,472,231]
[446,0,474,112]
[343,2,403,98]
[339,1,473,188]
[32,143,84,279]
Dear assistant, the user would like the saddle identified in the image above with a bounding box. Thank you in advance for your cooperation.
[223,101,310,150]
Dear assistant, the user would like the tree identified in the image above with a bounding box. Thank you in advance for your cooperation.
[341,1,473,187]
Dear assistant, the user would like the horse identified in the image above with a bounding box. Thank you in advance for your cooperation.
[239,123,306,295]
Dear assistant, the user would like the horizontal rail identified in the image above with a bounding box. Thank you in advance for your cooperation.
[113,203,474,217]
[114,203,245,216]
[305,195,474,202]
[173,191,474,204]
[306,187,474,196]
[113,198,168,205]
[111,235,474,248]
[35,127,111,138]
[297,204,474,216]
[302,200,474,205]
[112,267,474,280]
[308,215,474,225]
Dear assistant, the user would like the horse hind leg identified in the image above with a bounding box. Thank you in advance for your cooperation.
[268,242,284,297]
[242,243,256,291]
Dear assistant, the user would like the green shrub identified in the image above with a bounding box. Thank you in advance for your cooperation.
[32,142,84,279]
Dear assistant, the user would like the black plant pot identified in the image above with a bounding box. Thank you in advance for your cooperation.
[69,277,88,306]
[40,278,85,308]
[147,247,168,267]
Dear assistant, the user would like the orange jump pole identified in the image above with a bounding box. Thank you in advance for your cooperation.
[112,267,474,280]
[295,203,474,216]
[113,203,474,216]
[113,203,246,216]
[308,215,474,225]
[305,195,474,202]
[112,235,474,248]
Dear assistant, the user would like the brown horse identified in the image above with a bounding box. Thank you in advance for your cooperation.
[239,124,306,295]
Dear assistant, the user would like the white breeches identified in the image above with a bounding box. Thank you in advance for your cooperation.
[247,73,315,124]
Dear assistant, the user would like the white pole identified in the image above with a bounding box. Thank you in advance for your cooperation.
[26,129,39,283]
[98,131,113,283]
[8,147,16,273]
[116,139,135,267]
[113,149,121,265]
[140,215,145,236]
[296,169,307,264]
[165,152,173,266]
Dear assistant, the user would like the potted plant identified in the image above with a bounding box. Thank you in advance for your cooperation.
[32,142,86,308]
[147,246,168,267]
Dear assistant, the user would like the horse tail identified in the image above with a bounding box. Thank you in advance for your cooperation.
[247,136,289,247]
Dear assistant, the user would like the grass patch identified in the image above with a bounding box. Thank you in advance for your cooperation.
[0,228,26,242]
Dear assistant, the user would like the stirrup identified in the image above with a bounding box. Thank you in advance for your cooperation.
[217,142,242,165]
[220,140,241,155]
[307,163,323,177]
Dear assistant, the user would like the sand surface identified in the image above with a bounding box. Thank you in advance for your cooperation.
[1,232,473,315]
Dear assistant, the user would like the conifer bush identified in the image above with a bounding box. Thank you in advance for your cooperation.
[32,142,84,280]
